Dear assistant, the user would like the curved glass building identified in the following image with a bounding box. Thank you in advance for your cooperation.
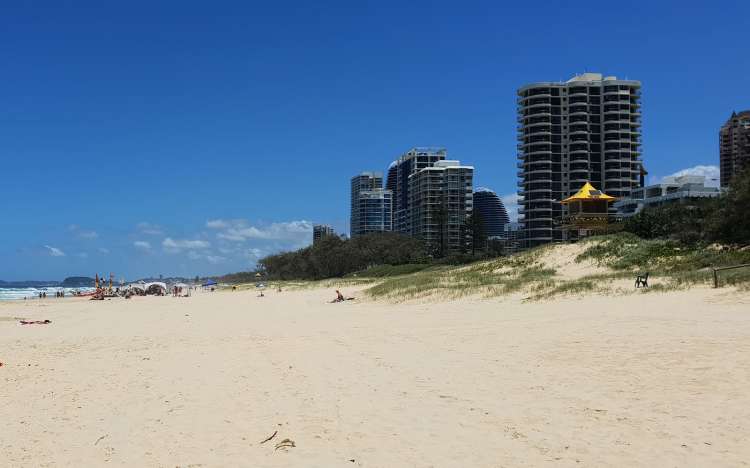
[473,188,510,238]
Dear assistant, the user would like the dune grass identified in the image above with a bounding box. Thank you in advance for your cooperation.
[575,233,750,288]
[346,263,435,278]
[364,249,557,301]
[365,234,750,302]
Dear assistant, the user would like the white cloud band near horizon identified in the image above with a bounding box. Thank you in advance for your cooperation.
[207,219,312,243]
[162,237,211,252]
[652,164,720,187]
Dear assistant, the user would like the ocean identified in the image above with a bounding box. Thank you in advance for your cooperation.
[0,287,95,301]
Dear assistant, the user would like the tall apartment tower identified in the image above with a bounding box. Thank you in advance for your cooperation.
[517,73,642,247]
[473,188,510,238]
[719,110,750,187]
[409,160,474,255]
[387,147,447,234]
[350,172,393,237]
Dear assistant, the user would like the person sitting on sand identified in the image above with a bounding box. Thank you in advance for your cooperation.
[330,290,345,303]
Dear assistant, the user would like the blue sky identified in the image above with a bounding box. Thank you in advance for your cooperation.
[1,1,748,280]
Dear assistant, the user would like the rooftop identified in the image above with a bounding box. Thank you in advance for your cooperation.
[561,182,616,204]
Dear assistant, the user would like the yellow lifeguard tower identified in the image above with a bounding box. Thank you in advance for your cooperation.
[559,182,618,241]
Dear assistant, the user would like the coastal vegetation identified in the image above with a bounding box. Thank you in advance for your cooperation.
[226,170,750,300]
[258,232,430,280]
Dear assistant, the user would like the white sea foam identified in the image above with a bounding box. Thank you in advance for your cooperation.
[0,287,94,301]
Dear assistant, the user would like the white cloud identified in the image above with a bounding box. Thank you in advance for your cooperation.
[212,219,312,242]
[185,251,226,264]
[68,224,98,239]
[136,222,164,235]
[77,230,98,239]
[98,247,110,254]
[246,248,263,258]
[500,193,522,223]
[206,219,230,229]
[654,165,720,187]
[44,245,65,257]
[134,241,152,250]
[162,237,211,252]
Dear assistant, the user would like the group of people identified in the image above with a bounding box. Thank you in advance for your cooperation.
[34,290,65,299]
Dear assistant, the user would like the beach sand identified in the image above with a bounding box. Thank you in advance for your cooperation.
[1,286,749,467]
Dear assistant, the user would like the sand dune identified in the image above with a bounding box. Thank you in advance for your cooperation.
[1,286,749,467]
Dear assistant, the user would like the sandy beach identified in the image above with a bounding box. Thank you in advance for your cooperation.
[1,286,750,467]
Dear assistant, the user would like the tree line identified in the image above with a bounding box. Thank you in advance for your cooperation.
[258,232,432,280]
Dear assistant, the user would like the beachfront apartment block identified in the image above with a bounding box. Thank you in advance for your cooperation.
[408,160,474,255]
[350,172,393,237]
[387,147,447,235]
[313,224,335,244]
[517,72,643,247]
[720,110,750,187]
[352,189,393,237]
[614,174,721,217]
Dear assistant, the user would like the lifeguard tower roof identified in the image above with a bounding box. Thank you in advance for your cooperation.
[561,182,616,204]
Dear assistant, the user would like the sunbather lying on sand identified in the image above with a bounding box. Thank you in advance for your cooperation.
[20,320,51,325]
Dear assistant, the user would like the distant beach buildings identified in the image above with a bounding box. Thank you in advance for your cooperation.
[720,110,750,187]
[614,175,721,217]
[339,73,742,254]
[313,224,335,244]
[472,188,510,238]
[350,148,475,255]
[517,72,643,247]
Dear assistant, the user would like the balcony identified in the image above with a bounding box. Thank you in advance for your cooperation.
[521,206,553,213]
[519,92,552,101]
[526,149,553,156]
[523,120,553,128]
[525,109,553,117]
[526,129,552,137]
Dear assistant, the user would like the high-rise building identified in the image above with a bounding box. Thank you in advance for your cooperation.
[720,110,750,187]
[388,147,447,234]
[313,224,335,244]
[517,73,643,247]
[409,160,474,255]
[350,172,392,237]
[472,188,510,238]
